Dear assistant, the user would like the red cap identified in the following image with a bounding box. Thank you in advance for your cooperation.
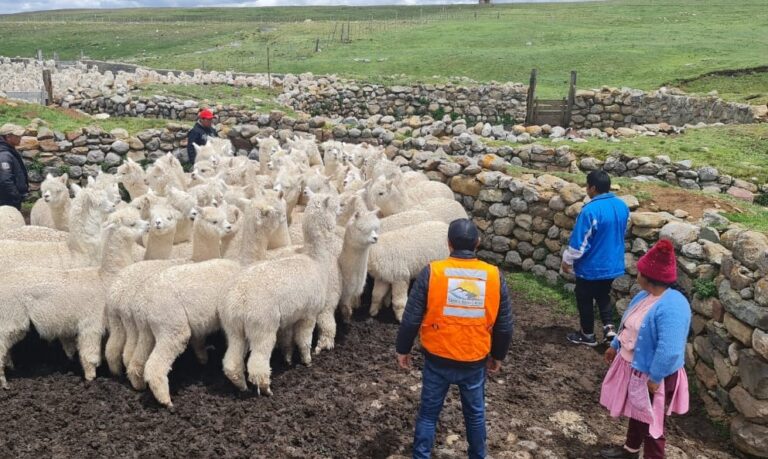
[637,239,677,284]
[199,109,214,120]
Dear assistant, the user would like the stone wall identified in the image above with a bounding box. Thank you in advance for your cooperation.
[571,87,755,128]
[11,115,768,456]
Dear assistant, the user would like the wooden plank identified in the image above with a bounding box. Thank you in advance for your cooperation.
[564,70,577,127]
[524,69,537,125]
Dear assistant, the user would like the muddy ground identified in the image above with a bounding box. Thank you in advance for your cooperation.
[0,286,737,459]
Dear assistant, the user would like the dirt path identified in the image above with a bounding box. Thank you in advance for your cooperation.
[0,286,736,458]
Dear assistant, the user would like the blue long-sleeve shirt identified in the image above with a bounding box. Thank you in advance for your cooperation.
[563,192,629,280]
[396,249,514,367]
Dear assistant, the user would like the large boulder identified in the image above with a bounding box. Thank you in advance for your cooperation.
[630,212,669,228]
[733,231,768,270]
[731,416,768,457]
[659,222,700,248]
[739,349,768,400]
[730,386,768,425]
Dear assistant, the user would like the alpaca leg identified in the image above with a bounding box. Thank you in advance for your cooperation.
[222,324,248,391]
[293,318,316,366]
[78,328,103,382]
[61,337,77,361]
[122,315,138,370]
[127,323,154,391]
[245,327,277,396]
[314,306,336,354]
[144,327,190,409]
[369,279,391,317]
[105,309,126,376]
[277,327,294,366]
[392,280,410,323]
[190,335,208,366]
[0,328,28,389]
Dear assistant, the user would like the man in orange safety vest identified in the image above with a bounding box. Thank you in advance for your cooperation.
[396,218,514,459]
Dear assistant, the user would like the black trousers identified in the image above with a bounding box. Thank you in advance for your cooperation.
[574,277,615,335]
[0,199,21,211]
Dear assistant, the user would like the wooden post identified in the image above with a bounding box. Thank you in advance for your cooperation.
[315,38,320,52]
[524,68,537,125]
[564,70,577,127]
[42,69,53,105]
[346,18,351,42]
[267,46,271,88]
[36,49,43,61]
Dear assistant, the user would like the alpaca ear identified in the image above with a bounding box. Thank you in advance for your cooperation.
[70,183,82,196]
[323,196,331,208]
[60,173,69,183]
[127,157,136,164]
[46,173,54,181]
[87,175,96,186]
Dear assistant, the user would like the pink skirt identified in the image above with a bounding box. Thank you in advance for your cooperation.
[600,356,689,439]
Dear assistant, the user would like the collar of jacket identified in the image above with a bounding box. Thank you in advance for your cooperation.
[449,249,477,259]
[588,192,616,203]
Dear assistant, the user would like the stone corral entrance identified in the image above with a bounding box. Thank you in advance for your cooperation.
[525,69,577,127]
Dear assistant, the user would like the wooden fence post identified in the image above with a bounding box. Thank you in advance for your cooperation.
[315,38,320,52]
[564,70,577,127]
[267,46,271,88]
[525,68,537,125]
[42,69,53,105]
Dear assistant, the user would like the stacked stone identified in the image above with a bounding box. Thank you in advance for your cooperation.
[280,81,528,124]
[572,87,754,129]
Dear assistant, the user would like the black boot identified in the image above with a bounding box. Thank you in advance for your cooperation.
[600,446,640,459]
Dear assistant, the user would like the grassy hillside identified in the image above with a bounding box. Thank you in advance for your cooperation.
[1,0,767,98]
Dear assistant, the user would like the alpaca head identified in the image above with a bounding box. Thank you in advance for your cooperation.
[148,202,180,237]
[41,173,69,205]
[223,204,243,236]
[302,193,340,243]
[103,206,150,243]
[190,160,217,182]
[78,176,118,215]
[167,187,198,221]
[116,158,145,184]
[193,205,232,239]
[92,172,122,206]
[246,201,281,238]
[346,207,381,247]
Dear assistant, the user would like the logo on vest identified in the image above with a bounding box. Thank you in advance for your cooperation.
[447,278,486,308]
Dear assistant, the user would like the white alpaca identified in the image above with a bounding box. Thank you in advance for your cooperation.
[0,206,24,233]
[367,221,450,322]
[0,180,116,270]
[143,202,181,260]
[105,205,233,378]
[116,159,148,200]
[0,207,148,389]
[220,194,339,395]
[134,202,280,408]
[367,176,467,223]
[146,153,186,195]
[30,173,71,230]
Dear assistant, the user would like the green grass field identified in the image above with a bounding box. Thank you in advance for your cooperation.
[133,83,293,115]
[1,0,767,99]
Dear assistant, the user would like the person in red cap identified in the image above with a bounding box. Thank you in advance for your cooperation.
[186,108,217,167]
[598,239,691,459]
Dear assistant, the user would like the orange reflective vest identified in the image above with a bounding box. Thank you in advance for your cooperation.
[421,257,501,362]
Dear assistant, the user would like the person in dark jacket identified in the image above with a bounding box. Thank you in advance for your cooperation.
[396,218,514,459]
[0,123,30,210]
[186,108,216,166]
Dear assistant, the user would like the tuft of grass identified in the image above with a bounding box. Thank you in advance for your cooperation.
[506,272,577,316]
[0,100,174,134]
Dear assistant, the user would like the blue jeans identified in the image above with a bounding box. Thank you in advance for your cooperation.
[413,358,487,459]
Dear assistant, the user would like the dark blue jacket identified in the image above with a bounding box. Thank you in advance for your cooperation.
[0,137,29,209]
[396,249,514,368]
[186,122,217,164]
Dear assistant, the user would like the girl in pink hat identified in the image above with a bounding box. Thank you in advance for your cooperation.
[599,239,692,459]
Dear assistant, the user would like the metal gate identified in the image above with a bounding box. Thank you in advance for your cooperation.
[4,91,47,105]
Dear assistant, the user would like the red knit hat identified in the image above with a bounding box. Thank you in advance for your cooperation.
[198,109,214,120]
[636,239,677,284]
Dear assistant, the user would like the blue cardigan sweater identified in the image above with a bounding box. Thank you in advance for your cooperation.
[610,289,691,383]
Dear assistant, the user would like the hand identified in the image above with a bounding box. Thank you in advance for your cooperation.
[486,358,502,374]
[561,262,572,274]
[647,380,660,395]
[396,353,412,370]
[604,347,617,365]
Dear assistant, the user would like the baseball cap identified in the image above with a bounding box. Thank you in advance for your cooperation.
[0,123,25,136]
[198,109,214,120]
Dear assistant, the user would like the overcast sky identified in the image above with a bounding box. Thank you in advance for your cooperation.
[1,0,591,15]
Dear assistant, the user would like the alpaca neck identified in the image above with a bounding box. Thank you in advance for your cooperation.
[384,188,412,216]
[220,231,238,258]
[340,233,373,300]
[144,229,176,260]
[125,179,148,200]
[240,225,270,266]
[267,220,291,249]
[99,233,136,278]
[68,195,106,264]
[50,198,71,231]
[191,228,221,262]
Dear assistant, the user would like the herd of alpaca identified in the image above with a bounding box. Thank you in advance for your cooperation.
[0,135,467,409]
